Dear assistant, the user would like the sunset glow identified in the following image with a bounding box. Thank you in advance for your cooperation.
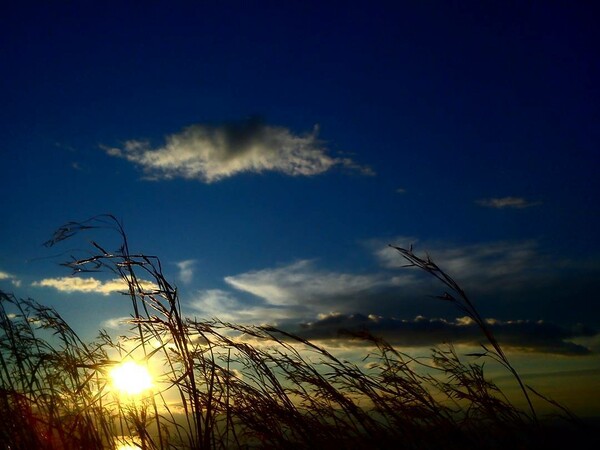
[1,3,599,444]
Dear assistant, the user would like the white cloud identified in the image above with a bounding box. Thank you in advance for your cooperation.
[184,261,418,324]
[32,277,158,295]
[105,147,122,157]
[476,196,541,209]
[104,119,373,182]
[188,289,294,324]
[101,316,133,329]
[0,270,21,287]
[225,260,399,308]
[176,259,196,285]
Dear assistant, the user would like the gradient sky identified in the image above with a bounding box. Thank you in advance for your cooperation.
[1,1,599,414]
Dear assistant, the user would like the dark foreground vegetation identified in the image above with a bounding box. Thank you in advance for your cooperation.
[0,216,595,449]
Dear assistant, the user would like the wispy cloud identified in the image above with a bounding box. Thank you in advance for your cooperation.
[188,289,295,324]
[376,238,544,289]
[224,260,404,308]
[176,259,196,285]
[183,238,593,335]
[105,118,373,183]
[0,270,21,287]
[32,277,157,295]
[212,238,565,323]
[476,196,541,209]
[292,313,596,355]
[218,259,420,324]
[101,316,134,329]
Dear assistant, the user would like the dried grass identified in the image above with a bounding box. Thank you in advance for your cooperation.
[0,215,592,449]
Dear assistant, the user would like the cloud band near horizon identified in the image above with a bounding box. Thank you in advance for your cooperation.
[291,313,596,356]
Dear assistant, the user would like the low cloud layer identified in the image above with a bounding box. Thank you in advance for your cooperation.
[476,197,541,209]
[105,119,372,182]
[32,277,158,295]
[292,313,596,355]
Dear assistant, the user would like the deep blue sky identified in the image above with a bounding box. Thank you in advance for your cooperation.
[1,1,599,360]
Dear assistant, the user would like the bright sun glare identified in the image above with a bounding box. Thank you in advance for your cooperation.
[110,361,153,395]
[116,444,142,450]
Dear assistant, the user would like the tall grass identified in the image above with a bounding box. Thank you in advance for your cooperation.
[0,215,591,449]
[0,292,111,448]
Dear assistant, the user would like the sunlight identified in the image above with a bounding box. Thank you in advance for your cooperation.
[110,361,153,395]
[115,444,142,450]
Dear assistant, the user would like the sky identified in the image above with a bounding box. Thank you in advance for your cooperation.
[1,1,599,414]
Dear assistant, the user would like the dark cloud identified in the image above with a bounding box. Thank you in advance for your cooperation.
[288,313,597,355]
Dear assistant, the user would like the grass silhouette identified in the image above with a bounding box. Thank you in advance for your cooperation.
[0,215,593,449]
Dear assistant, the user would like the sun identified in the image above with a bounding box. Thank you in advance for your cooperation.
[115,444,142,450]
[110,361,153,395]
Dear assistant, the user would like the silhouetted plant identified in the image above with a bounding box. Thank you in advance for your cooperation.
[0,215,590,449]
[388,244,537,421]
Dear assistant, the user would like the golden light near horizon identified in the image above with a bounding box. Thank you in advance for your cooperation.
[110,361,153,396]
